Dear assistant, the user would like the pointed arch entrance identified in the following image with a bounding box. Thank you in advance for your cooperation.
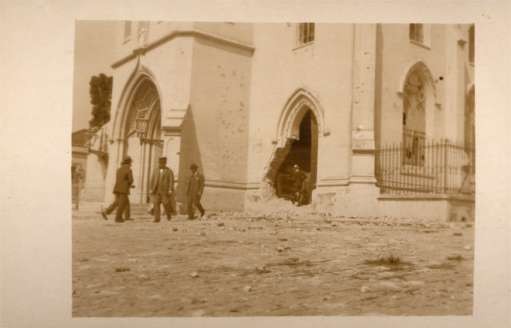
[265,89,325,205]
[274,110,318,204]
[122,79,163,203]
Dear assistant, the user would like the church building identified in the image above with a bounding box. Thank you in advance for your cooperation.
[81,22,475,221]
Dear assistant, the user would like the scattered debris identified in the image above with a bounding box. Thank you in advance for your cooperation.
[199,232,206,236]
[428,262,455,270]
[172,227,178,232]
[404,280,425,288]
[190,272,199,278]
[360,286,370,293]
[447,255,464,261]
[217,222,225,227]
[377,271,396,279]
[114,267,130,273]
[464,245,472,251]
[377,281,401,291]
[255,265,271,274]
[453,232,463,237]
[243,286,252,292]
[191,298,207,304]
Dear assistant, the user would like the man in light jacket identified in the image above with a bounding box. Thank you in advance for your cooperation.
[150,157,175,222]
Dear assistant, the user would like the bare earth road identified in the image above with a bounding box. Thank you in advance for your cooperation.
[72,208,473,317]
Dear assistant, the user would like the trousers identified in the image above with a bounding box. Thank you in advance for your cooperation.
[153,193,173,221]
[105,193,129,221]
[187,194,205,219]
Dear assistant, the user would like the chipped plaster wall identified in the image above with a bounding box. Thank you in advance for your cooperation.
[184,36,253,211]
[101,35,195,205]
[245,23,355,202]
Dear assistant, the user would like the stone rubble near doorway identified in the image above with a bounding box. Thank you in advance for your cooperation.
[245,195,316,219]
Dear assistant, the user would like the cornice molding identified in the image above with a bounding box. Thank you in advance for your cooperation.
[112,30,255,69]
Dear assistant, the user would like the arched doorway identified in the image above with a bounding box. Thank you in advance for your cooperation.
[270,109,318,205]
[123,79,163,204]
[401,63,437,166]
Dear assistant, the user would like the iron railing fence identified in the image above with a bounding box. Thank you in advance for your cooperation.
[376,138,475,195]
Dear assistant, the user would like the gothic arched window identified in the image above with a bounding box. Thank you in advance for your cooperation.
[402,67,427,166]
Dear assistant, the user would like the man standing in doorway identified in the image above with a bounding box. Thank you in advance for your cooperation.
[150,157,175,222]
[101,156,134,223]
[187,163,205,220]
[290,164,307,206]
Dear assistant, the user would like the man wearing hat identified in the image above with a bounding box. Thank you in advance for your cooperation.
[150,156,175,222]
[101,156,134,223]
[290,164,307,206]
[186,163,205,220]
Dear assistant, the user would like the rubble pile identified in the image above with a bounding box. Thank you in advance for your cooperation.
[245,196,317,219]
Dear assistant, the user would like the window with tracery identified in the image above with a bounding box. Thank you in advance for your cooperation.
[126,80,160,137]
[402,68,427,166]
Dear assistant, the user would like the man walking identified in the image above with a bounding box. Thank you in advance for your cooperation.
[150,157,175,222]
[187,163,205,220]
[101,157,134,223]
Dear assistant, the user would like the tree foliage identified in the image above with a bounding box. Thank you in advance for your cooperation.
[89,73,113,128]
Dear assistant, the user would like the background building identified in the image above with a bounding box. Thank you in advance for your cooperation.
[79,22,475,221]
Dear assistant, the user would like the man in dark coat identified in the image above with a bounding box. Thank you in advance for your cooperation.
[290,164,307,206]
[150,157,175,222]
[187,163,205,220]
[101,156,134,223]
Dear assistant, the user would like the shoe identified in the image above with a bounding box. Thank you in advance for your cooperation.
[188,216,196,220]
[153,220,160,223]
[167,216,172,221]
[200,211,205,218]
[101,211,109,220]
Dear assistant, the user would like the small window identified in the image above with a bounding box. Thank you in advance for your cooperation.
[123,21,132,42]
[298,23,315,45]
[137,21,149,37]
[136,21,150,44]
[469,25,474,64]
[409,24,424,43]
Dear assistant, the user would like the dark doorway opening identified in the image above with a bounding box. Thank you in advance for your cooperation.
[274,110,318,205]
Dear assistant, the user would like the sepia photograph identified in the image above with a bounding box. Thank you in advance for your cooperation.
[71,21,476,317]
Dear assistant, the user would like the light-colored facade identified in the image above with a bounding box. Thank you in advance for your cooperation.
[83,22,475,221]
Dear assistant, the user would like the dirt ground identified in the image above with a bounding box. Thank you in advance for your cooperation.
[72,206,474,317]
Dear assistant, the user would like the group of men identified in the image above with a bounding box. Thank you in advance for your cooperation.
[101,156,205,223]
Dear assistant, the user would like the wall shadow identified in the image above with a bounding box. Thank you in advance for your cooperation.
[175,107,204,213]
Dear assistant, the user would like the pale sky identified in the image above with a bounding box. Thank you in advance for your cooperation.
[72,21,118,132]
